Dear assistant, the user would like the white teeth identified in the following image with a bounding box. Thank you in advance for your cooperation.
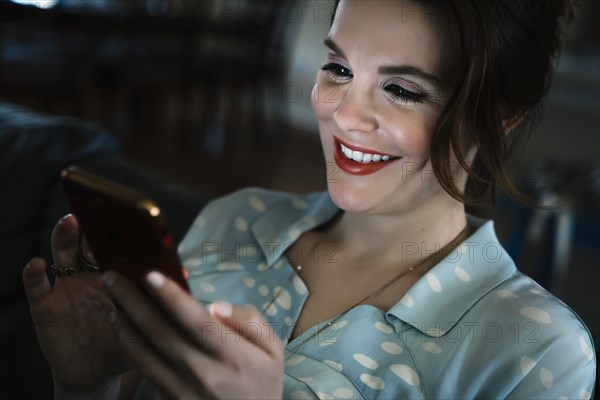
[351,151,363,161]
[339,143,395,163]
[343,147,353,158]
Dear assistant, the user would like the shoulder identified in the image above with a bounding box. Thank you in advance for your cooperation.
[469,272,596,398]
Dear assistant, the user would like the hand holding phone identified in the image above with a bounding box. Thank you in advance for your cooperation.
[60,166,189,292]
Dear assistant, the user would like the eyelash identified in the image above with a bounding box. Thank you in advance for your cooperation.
[320,62,353,82]
[320,62,425,105]
[384,83,425,105]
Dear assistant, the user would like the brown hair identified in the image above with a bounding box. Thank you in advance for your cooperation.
[332,0,574,205]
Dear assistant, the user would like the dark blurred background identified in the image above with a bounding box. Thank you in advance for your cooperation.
[1,0,598,397]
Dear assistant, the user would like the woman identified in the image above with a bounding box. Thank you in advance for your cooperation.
[23,0,596,398]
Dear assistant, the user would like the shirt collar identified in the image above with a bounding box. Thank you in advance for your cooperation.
[251,192,517,337]
[385,216,517,337]
[250,191,340,266]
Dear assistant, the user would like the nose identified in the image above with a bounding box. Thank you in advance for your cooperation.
[333,83,379,133]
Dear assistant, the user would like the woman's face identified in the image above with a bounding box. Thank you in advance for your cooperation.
[312,0,460,214]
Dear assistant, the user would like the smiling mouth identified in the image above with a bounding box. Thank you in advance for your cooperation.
[338,142,399,164]
[333,138,401,176]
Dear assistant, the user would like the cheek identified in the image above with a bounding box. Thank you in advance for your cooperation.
[311,78,341,121]
[386,113,436,158]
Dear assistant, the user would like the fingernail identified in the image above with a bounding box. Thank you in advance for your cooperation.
[59,214,73,223]
[210,301,233,318]
[86,251,97,264]
[102,271,116,287]
[146,271,165,288]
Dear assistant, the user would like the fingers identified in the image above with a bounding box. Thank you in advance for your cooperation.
[51,214,80,269]
[143,271,282,360]
[102,270,215,364]
[143,271,223,354]
[103,270,221,396]
[23,257,52,305]
[79,234,97,265]
[109,310,197,399]
[210,302,284,360]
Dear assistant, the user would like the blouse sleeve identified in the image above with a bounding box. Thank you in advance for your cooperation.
[505,329,596,399]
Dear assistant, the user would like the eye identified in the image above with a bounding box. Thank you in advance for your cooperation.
[321,62,353,83]
[384,83,425,105]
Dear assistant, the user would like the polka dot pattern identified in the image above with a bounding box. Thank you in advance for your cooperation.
[193,216,206,227]
[496,289,519,299]
[288,228,302,241]
[426,272,443,293]
[242,245,258,258]
[400,294,414,308]
[263,302,277,316]
[332,388,353,399]
[324,360,343,372]
[182,189,596,400]
[360,373,385,390]
[235,216,248,232]
[454,266,471,282]
[381,341,403,355]
[293,276,307,295]
[334,320,348,329]
[199,282,215,293]
[539,367,553,389]
[519,307,551,324]
[292,198,308,209]
[374,322,394,334]
[258,285,269,296]
[257,262,269,271]
[248,195,267,212]
[216,262,244,271]
[353,353,379,370]
[274,286,292,310]
[390,364,420,386]
[316,392,333,399]
[302,216,317,226]
[520,356,536,376]
[285,355,306,366]
[421,341,442,354]
[580,335,594,361]
[529,288,549,297]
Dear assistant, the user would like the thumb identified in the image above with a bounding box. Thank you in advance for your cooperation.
[209,302,283,358]
[23,257,52,305]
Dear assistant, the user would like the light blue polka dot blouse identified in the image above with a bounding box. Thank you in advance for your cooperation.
[178,188,596,399]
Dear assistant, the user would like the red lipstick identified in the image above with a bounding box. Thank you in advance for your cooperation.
[333,138,400,176]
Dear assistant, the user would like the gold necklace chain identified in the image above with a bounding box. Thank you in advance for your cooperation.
[262,224,472,352]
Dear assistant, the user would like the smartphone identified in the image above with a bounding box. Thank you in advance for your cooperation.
[60,166,189,292]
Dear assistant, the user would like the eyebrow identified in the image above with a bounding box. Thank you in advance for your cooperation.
[323,38,441,86]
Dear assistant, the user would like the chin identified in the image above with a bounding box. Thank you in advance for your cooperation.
[326,180,378,213]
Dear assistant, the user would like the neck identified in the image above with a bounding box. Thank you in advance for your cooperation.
[323,195,468,271]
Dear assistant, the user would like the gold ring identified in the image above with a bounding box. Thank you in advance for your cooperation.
[50,265,76,278]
